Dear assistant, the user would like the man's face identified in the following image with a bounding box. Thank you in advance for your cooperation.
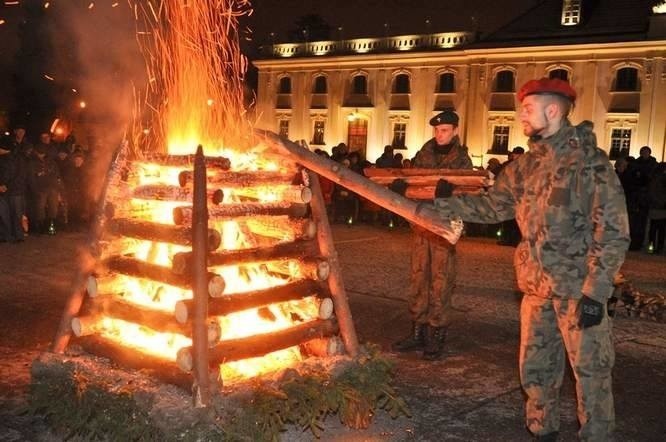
[40,133,51,144]
[640,148,650,159]
[434,124,457,145]
[519,95,549,137]
[14,128,25,140]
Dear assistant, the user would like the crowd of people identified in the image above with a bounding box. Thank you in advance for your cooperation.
[0,126,92,243]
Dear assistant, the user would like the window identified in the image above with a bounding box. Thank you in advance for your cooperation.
[312,120,325,145]
[278,120,289,139]
[494,70,514,92]
[437,73,455,93]
[609,128,631,160]
[352,75,367,94]
[549,69,569,82]
[614,67,639,92]
[491,125,510,153]
[392,122,407,148]
[393,74,410,94]
[561,0,582,26]
[278,77,291,94]
[313,76,327,94]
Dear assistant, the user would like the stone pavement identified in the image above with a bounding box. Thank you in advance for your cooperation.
[0,225,664,441]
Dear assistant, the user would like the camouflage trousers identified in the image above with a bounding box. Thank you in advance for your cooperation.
[407,229,456,328]
[519,294,615,441]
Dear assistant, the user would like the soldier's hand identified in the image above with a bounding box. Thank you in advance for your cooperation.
[435,179,454,198]
[389,178,408,196]
[577,295,604,329]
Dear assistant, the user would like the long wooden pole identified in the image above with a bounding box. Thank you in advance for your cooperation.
[52,141,129,353]
[255,129,463,244]
[191,145,211,407]
[307,171,360,357]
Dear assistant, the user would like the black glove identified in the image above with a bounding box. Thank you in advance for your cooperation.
[577,295,604,329]
[389,178,408,196]
[435,179,454,198]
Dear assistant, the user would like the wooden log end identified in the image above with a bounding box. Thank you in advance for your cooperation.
[208,276,226,298]
[300,187,313,204]
[316,260,330,281]
[176,347,193,372]
[302,219,317,240]
[172,253,189,275]
[175,301,189,324]
[71,315,98,337]
[318,297,334,320]
[208,321,222,346]
[211,189,224,205]
[178,171,189,188]
[173,207,186,226]
[208,229,222,251]
[86,275,98,298]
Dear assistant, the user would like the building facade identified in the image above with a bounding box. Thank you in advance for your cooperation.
[253,0,666,165]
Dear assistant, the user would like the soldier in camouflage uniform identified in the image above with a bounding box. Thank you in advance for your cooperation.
[392,110,473,360]
[427,79,629,441]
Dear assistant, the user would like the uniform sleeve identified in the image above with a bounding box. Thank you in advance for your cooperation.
[433,164,516,223]
[581,157,630,303]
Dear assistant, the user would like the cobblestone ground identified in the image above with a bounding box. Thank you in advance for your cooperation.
[0,225,664,441]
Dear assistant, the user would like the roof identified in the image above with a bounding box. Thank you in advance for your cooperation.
[479,0,661,47]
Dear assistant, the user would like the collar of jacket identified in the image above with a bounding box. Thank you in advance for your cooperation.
[528,120,576,155]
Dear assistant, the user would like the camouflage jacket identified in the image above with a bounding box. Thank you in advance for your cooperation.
[434,121,630,302]
[413,136,473,170]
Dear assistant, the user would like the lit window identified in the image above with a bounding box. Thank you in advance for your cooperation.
[494,70,514,92]
[491,125,510,154]
[278,120,289,139]
[313,76,327,94]
[392,122,407,148]
[609,128,631,160]
[352,75,367,94]
[614,67,639,92]
[393,74,410,94]
[437,73,455,93]
[278,77,291,94]
[312,120,325,145]
[561,0,582,26]
[549,69,569,82]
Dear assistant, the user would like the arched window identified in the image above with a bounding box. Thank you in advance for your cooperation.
[549,69,569,82]
[393,74,410,93]
[352,75,368,94]
[278,77,291,94]
[614,67,639,91]
[313,75,327,94]
[437,72,455,93]
[494,70,515,92]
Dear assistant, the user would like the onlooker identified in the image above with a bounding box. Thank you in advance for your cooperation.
[63,150,90,230]
[375,145,394,168]
[630,146,658,250]
[486,157,503,176]
[647,162,666,254]
[0,136,27,242]
[27,144,61,234]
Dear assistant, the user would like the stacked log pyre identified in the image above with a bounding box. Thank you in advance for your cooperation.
[51,141,360,407]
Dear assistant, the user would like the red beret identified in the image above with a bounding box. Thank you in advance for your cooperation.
[517,78,577,103]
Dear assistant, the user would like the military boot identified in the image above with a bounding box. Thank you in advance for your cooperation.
[423,326,447,360]
[391,322,426,352]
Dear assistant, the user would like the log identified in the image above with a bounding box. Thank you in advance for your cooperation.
[104,255,225,297]
[227,186,312,204]
[404,185,486,200]
[364,167,488,178]
[137,153,231,170]
[256,130,464,244]
[301,335,345,357]
[107,218,221,251]
[369,175,488,187]
[52,141,130,353]
[131,184,227,206]
[174,278,323,323]
[173,203,308,226]
[171,239,319,274]
[176,318,339,372]
[264,258,330,282]
[76,335,192,391]
[71,315,102,337]
[318,297,334,320]
[244,217,317,241]
[178,170,299,188]
[191,145,212,406]
[306,171,360,357]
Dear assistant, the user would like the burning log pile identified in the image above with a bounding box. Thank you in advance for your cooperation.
[612,275,666,322]
[52,141,363,406]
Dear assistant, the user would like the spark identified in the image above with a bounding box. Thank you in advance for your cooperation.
[88,2,94,9]
[4,1,20,6]
[112,2,118,7]
[44,2,49,8]
[0,20,5,26]
[44,74,55,81]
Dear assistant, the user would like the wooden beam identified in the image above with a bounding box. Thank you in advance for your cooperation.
[172,203,308,226]
[107,218,221,251]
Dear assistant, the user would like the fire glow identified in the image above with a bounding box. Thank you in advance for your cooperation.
[88,0,323,384]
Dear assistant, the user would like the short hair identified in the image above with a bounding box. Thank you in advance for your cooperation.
[640,145,651,154]
[540,93,574,118]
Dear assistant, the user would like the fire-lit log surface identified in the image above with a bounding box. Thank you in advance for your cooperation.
[191,146,212,406]
[172,203,309,226]
[404,185,486,200]
[174,278,324,323]
[265,258,330,282]
[256,130,463,244]
[171,239,319,274]
[227,185,312,204]
[107,218,221,251]
[178,170,300,188]
[52,142,130,353]
[76,335,192,390]
[307,171,360,356]
[104,255,225,296]
[137,153,231,170]
[363,167,488,187]
[176,318,339,372]
[244,217,317,241]
[131,184,226,206]
[301,335,345,357]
